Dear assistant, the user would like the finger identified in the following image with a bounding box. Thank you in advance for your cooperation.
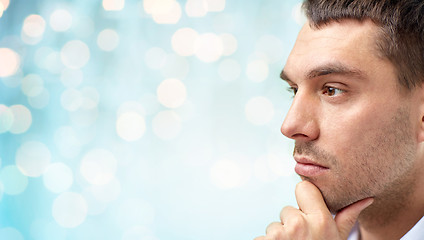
[280,206,304,225]
[335,197,374,239]
[266,222,283,235]
[253,237,265,240]
[295,180,330,215]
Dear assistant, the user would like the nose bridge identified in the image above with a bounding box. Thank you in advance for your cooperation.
[281,91,319,140]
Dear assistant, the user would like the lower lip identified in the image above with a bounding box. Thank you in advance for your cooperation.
[295,163,328,177]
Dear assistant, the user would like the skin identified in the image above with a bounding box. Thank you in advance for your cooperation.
[255,20,424,240]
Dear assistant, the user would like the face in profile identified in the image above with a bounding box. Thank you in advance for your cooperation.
[281,19,420,214]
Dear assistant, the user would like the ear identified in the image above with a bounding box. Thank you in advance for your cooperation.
[416,82,424,143]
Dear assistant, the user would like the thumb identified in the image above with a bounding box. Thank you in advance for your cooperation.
[334,198,374,239]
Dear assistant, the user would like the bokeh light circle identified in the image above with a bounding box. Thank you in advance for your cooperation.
[97,29,120,51]
[0,165,28,195]
[61,88,83,112]
[43,162,73,193]
[21,74,44,97]
[22,14,46,38]
[116,111,146,141]
[9,105,32,134]
[52,192,88,228]
[245,96,275,125]
[50,9,73,32]
[220,33,237,56]
[157,78,187,108]
[171,28,198,56]
[246,59,269,82]
[80,148,117,185]
[60,40,90,69]
[0,48,20,77]
[16,141,51,177]
[194,33,223,62]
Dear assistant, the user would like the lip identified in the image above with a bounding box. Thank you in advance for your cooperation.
[294,156,329,177]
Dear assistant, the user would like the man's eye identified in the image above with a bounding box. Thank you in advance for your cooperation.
[287,86,298,95]
[323,86,344,96]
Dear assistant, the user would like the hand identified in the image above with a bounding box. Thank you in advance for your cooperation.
[255,181,374,240]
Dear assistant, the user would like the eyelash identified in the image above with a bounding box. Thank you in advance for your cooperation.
[286,86,345,97]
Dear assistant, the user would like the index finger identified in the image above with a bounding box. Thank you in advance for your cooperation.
[295,180,331,215]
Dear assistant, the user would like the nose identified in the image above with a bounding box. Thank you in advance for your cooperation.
[281,91,319,141]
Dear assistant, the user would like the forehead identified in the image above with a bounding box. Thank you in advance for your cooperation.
[283,20,382,82]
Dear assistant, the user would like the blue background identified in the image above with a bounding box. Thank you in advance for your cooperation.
[0,0,304,239]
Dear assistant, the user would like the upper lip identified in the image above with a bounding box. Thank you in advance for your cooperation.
[294,155,329,169]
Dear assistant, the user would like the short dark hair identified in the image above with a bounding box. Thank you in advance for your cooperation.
[303,0,424,90]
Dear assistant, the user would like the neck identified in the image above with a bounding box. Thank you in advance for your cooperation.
[357,159,424,240]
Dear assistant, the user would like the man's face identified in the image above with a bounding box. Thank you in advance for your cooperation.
[281,20,421,214]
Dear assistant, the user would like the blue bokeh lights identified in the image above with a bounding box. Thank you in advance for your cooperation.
[0,0,303,239]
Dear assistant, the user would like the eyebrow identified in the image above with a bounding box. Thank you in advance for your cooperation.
[280,62,366,83]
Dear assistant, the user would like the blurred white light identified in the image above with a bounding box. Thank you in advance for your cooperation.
[21,74,44,97]
[97,29,120,51]
[161,54,189,79]
[157,78,187,108]
[16,141,51,177]
[0,105,13,133]
[220,33,237,56]
[103,0,125,11]
[145,47,167,69]
[60,40,90,69]
[0,0,9,10]
[194,33,223,62]
[61,88,83,112]
[245,96,275,125]
[43,162,73,193]
[205,0,225,12]
[80,148,117,185]
[54,126,82,159]
[0,48,20,77]
[9,105,32,134]
[89,177,121,202]
[151,1,182,24]
[116,112,146,141]
[0,165,28,195]
[210,160,243,189]
[50,9,73,32]
[28,89,50,109]
[185,0,207,17]
[143,0,174,14]
[255,35,285,63]
[292,2,307,26]
[22,14,46,38]
[171,28,198,56]
[218,58,241,82]
[52,192,88,228]
[0,227,24,240]
[152,110,182,140]
[0,4,4,18]
[61,68,83,88]
[246,59,269,82]
[116,198,155,229]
